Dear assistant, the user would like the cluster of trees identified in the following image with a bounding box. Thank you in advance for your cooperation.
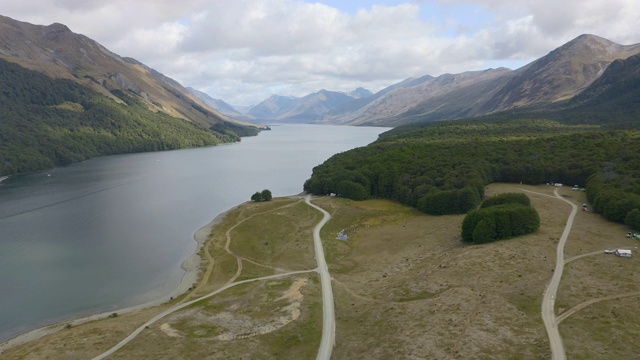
[461,193,540,244]
[587,174,640,230]
[251,189,272,202]
[304,118,640,230]
[0,59,250,176]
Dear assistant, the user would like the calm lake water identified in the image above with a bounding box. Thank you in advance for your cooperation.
[0,124,388,342]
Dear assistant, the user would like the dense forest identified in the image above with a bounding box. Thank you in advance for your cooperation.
[0,59,255,176]
[304,118,640,230]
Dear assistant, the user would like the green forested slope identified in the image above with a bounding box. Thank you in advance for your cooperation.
[304,119,640,228]
[0,59,241,175]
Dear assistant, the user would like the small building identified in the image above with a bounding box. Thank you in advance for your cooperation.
[336,230,349,241]
[615,249,632,258]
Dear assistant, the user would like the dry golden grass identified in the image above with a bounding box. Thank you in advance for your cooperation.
[3,185,639,359]
[316,185,556,359]
[317,184,639,359]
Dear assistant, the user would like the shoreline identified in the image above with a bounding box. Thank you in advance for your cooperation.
[0,194,308,353]
[0,201,248,354]
[0,176,8,183]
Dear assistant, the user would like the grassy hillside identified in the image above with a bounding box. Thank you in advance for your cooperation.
[0,59,248,176]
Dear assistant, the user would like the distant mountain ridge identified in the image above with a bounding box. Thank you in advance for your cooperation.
[3,14,638,132]
[247,88,372,123]
[436,51,640,129]
[186,87,251,120]
[325,69,512,126]
[331,34,640,126]
[248,94,299,119]
[480,34,640,113]
[247,34,640,127]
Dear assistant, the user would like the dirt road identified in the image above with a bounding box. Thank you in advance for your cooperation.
[305,195,335,360]
[541,188,577,360]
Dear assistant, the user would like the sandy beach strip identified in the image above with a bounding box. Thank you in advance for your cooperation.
[0,202,247,354]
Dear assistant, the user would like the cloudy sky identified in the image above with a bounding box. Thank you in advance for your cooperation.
[1,0,639,106]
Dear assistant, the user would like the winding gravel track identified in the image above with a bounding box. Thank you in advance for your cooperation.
[541,188,577,360]
[305,195,336,360]
[557,291,640,324]
[93,197,336,360]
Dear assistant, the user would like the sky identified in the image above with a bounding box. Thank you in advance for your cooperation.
[1,0,639,106]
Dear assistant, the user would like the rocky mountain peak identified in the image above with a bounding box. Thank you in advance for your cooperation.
[45,22,71,33]
[557,34,624,59]
[41,23,75,42]
[348,87,373,99]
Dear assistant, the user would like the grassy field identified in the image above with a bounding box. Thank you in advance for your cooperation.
[2,185,639,359]
[315,184,639,359]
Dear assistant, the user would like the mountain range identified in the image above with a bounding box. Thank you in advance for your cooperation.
[229,34,639,127]
[255,89,360,122]
[187,87,376,124]
[0,15,254,130]
[2,12,640,176]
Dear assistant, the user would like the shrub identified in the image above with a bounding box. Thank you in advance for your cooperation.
[251,189,273,202]
[260,189,272,201]
[461,203,540,244]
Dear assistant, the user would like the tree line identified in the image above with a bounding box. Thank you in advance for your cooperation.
[304,118,640,230]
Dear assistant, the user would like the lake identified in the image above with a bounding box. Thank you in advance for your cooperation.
[0,124,388,342]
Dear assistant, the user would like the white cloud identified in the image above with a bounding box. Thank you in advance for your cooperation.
[0,0,639,105]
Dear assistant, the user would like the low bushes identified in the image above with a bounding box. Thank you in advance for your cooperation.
[251,189,272,202]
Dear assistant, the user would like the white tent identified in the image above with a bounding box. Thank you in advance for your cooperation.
[615,249,632,258]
